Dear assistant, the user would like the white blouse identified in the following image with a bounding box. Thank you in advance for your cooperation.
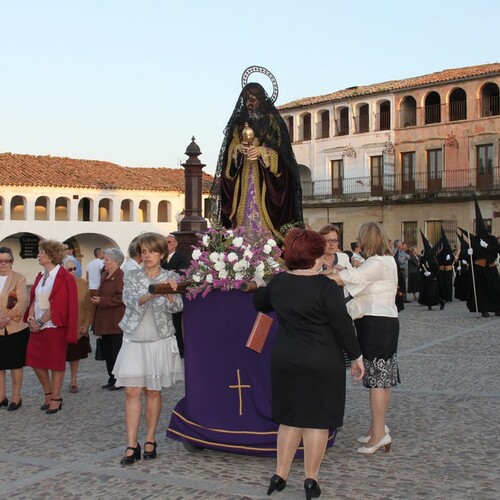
[339,255,398,320]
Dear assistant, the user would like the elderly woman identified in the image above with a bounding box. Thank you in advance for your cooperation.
[25,240,78,414]
[63,256,94,393]
[330,222,400,454]
[112,232,183,465]
[254,228,364,499]
[0,247,29,411]
[91,248,125,390]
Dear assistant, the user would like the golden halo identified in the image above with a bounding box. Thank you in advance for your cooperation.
[241,66,279,104]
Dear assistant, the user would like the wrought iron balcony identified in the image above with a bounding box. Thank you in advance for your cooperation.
[301,166,500,203]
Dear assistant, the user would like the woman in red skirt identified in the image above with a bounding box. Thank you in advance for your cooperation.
[25,240,78,414]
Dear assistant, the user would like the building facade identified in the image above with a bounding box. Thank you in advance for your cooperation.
[279,63,500,249]
[0,153,212,284]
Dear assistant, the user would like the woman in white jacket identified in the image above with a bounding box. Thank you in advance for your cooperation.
[330,222,400,455]
[113,232,183,465]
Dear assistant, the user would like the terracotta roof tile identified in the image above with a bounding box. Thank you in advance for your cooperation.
[0,153,213,192]
[278,63,500,110]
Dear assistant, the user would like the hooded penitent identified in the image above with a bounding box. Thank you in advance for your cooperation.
[466,195,500,315]
[470,196,500,263]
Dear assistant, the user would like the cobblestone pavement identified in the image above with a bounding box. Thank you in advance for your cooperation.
[0,300,499,499]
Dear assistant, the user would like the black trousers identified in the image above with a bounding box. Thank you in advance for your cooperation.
[172,312,184,358]
[101,333,123,384]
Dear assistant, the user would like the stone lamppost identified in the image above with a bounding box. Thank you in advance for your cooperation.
[173,137,208,258]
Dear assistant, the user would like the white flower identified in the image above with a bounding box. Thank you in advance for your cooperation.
[214,260,226,271]
[233,259,249,272]
[267,257,280,269]
[254,265,265,279]
[205,274,213,284]
[192,273,202,283]
[243,248,254,259]
[233,237,244,248]
[202,234,210,247]
[227,252,239,263]
[218,269,228,279]
[234,272,244,280]
[192,248,202,260]
[209,252,220,263]
[226,230,234,238]
[266,239,277,247]
[263,244,272,254]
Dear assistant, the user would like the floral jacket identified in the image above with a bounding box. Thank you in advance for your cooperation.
[118,268,183,339]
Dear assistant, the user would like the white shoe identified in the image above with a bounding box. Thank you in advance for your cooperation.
[356,425,390,444]
[357,433,392,454]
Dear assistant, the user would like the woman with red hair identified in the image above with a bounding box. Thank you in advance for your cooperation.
[254,228,364,499]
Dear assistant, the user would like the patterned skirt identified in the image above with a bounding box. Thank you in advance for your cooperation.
[354,315,401,389]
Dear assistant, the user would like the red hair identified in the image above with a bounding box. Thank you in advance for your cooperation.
[284,228,326,270]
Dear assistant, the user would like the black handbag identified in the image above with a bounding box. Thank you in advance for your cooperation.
[95,337,105,361]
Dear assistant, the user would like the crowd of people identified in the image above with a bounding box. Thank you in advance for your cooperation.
[1,217,498,499]
[0,232,186,466]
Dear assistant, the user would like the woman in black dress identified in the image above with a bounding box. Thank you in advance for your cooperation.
[254,228,363,500]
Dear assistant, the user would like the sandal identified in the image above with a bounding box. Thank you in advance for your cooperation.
[69,384,79,394]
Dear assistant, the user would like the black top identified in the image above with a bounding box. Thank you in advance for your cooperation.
[253,272,360,429]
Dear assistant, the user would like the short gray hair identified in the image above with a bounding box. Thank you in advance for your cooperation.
[62,255,78,268]
[104,248,125,266]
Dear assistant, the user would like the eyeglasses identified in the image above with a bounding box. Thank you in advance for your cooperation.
[0,259,13,264]
[67,267,77,272]
[325,239,339,244]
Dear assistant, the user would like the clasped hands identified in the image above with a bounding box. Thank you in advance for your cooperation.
[0,315,11,329]
[239,143,261,160]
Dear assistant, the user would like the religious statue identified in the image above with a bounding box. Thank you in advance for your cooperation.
[209,66,303,240]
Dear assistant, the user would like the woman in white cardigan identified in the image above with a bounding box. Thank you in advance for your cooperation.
[330,222,400,455]
[113,232,183,465]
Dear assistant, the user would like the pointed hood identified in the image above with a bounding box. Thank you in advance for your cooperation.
[420,229,432,254]
[458,226,474,239]
[474,195,489,237]
[456,231,469,261]
[439,225,452,251]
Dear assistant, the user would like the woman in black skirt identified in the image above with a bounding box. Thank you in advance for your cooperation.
[0,247,30,411]
[332,222,400,454]
[254,229,364,499]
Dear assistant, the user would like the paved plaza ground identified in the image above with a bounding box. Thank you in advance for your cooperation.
[0,299,499,499]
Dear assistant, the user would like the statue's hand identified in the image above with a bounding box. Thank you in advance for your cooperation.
[246,145,261,160]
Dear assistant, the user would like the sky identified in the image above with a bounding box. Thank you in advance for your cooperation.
[0,0,499,175]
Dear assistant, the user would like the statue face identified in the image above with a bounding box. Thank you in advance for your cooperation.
[245,93,260,114]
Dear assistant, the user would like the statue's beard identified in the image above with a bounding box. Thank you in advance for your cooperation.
[248,111,262,120]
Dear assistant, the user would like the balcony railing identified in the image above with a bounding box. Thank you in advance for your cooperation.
[301,166,500,202]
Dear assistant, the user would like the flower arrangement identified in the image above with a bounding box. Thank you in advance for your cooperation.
[184,225,284,299]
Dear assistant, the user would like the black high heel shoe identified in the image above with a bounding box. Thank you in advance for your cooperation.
[120,442,141,465]
[0,397,8,408]
[40,392,52,411]
[304,478,321,500]
[46,398,63,414]
[143,441,157,460]
[267,474,286,495]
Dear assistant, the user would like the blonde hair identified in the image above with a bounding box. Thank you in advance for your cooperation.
[357,222,392,258]
[39,239,65,265]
